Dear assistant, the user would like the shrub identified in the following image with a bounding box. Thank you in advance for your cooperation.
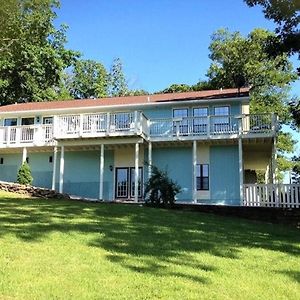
[17,162,33,185]
[144,165,181,206]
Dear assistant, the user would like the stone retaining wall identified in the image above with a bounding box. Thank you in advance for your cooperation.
[0,181,70,199]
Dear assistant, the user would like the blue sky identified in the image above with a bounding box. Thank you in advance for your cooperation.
[56,0,299,156]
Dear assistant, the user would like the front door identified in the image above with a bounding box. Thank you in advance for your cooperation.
[115,167,143,199]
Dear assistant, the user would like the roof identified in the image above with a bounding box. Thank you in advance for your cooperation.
[0,87,249,113]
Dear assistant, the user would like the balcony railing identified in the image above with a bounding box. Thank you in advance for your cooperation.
[0,113,276,148]
[0,125,53,146]
[149,114,276,138]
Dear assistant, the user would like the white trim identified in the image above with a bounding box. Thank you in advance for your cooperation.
[148,141,152,179]
[239,138,243,205]
[22,147,27,163]
[51,146,57,190]
[134,143,139,202]
[193,141,197,203]
[99,144,104,200]
[59,146,64,193]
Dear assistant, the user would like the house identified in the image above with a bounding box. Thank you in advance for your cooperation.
[0,88,280,205]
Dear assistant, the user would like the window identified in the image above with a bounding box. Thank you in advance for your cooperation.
[43,117,53,124]
[21,118,34,125]
[193,108,208,134]
[213,106,230,132]
[196,164,209,190]
[173,108,188,134]
[0,158,3,164]
[4,118,17,126]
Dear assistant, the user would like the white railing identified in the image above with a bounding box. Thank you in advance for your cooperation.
[54,111,147,139]
[244,184,300,208]
[0,125,54,146]
[149,114,275,138]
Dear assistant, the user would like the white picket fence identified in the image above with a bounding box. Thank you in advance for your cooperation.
[244,184,300,208]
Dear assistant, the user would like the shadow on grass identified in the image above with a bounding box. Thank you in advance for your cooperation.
[0,196,299,284]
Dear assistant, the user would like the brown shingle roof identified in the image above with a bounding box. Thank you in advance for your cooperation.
[0,88,249,113]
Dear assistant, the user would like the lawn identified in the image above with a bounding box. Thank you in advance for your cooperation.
[0,191,299,300]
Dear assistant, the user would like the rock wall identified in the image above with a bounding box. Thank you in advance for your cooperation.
[0,181,70,199]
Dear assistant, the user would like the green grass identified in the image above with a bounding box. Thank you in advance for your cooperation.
[0,191,299,300]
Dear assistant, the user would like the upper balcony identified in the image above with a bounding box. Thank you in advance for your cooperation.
[0,112,277,148]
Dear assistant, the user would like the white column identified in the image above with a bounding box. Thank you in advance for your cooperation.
[193,141,197,203]
[271,137,277,184]
[134,142,139,202]
[148,141,152,180]
[51,146,57,190]
[239,138,244,205]
[59,145,64,193]
[22,147,27,163]
[99,144,104,200]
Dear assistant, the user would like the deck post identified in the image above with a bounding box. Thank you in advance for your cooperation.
[134,142,139,202]
[271,137,277,184]
[51,146,57,190]
[148,141,152,180]
[238,138,244,205]
[193,140,197,203]
[59,145,64,193]
[22,147,27,163]
[99,144,104,200]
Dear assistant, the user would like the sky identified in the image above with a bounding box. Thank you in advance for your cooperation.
[55,0,299,157]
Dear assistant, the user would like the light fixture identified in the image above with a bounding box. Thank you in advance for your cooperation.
[109,165,113,171]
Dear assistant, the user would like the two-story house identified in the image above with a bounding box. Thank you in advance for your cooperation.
[0,88,278,205]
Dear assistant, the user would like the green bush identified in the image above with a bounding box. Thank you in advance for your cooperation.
[144,166,181,206]
[17,162,33,185]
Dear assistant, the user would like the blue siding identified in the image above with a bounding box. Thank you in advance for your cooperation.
[152,146,192,201]
[62,150,114,200]
[0,153,22,182]
[210,145,240,205]
[30,152,53,188]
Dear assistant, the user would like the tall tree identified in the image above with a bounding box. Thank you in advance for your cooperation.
[245,0,300,72]
[69,59,108,99]
[108,58,128,97]
[207,28,297,122]
[0,0,79,105]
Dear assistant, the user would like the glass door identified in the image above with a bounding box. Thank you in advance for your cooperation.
[115,168,129,198]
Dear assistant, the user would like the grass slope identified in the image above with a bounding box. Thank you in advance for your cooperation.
[0,191,299,300]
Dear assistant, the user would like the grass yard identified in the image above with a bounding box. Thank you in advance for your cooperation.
[0,191,299,300]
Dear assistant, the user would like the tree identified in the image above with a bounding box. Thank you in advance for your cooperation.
[144,166,181,206]
[69,59,108,99]
[207,28,297,122]
[108,58,128,97]
[0,0,79,105]
[245,0,300,73]
[17,162,33,185]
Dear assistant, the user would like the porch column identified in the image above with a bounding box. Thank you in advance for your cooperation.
[59,145,64,193]
[99,144,104,200]
[271,137,277,184]
[51,146,57,190]
[238,138,244,205]
[22,147,27,163]
[193,140,197,203]
[134,142,139,203]
[148,141,152,180]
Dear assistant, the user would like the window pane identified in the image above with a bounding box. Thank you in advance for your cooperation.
[202,178,209,190]
[173,109,188,118]
[196,164,201,176]
[4,118,17,126]
[43,117,53,124]
[21,118,34,125]
[214,106,229,116]
[193,108,208,117]
[202,164,209,177]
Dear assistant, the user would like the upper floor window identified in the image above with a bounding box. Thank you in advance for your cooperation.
[193,108,208,134]
[43,117,53,124]
[213,106,230,132]
[21,118,34,125]
[214,106,229,116]
[193,107,208,117]
[173,109,188,134]
[4,118,17,126]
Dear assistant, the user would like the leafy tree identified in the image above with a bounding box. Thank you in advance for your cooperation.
[144,166,181,206]
[69,59,108,99]
[160,83,192,93]
[17,162,33,185]
[245,0,300,73]
[207,28,298,120]
[108,58,128,97]
[0,0,79,105]
[125,89,149,96]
